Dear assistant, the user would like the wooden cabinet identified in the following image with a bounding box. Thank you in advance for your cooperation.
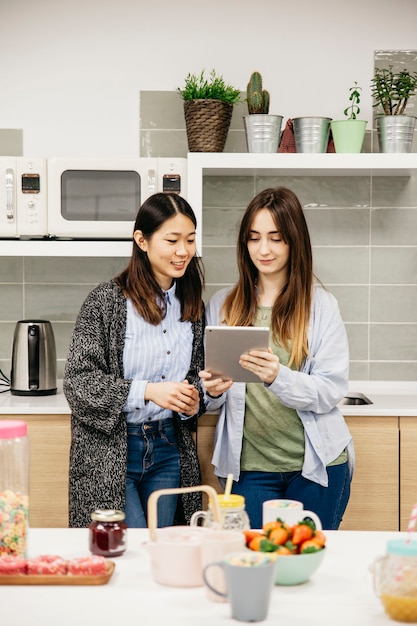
[399,416,417,531]
[0,410,413,530]
[195,413,221,509]
[0,414,71,528]
[340,416,399,531]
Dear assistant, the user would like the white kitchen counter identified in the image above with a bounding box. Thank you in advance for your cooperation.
[341,380,417,417]
[1,379,417,416]
[0,527,406,626]
[0,380,70,415]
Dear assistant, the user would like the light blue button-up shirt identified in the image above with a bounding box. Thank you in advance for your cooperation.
[204,284,355,488]
[123,282,192,424]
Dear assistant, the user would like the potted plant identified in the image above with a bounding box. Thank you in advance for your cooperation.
[330,82,368,153]
[243,71,283,153]
[370,66,417,153]
[177,69,241,152]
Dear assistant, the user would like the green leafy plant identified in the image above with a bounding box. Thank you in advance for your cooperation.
[246,71,270,114]
[344,82,362,120]
[371,66,417,115]
[177,69,241,104]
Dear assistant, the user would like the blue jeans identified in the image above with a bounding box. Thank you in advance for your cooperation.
[225,463,351,530]
[125,419,180,528]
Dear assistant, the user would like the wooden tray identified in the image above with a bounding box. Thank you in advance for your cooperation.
[0,560,115,586]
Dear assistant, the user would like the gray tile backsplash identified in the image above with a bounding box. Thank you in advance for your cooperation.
[0,257,128,380]
[2,52,417,383]
[0,129,23,156]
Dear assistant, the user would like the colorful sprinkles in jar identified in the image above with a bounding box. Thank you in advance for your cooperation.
[0,490,29,557]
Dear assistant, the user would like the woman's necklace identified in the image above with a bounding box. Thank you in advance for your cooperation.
[257,305,271,322]
[255,282,275,321]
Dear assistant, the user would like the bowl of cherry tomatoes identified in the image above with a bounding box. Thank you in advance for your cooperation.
[243,517,326,586]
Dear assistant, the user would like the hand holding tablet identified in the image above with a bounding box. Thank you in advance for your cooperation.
[204,326,270,383]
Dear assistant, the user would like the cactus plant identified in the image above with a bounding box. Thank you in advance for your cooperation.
[247,71,270,114]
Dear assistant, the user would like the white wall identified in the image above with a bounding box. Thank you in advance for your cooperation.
[1,0,417,157]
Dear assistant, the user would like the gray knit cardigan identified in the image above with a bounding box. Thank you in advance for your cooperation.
[64,280,205,528]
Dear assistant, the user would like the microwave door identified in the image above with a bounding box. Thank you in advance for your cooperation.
[47,158,159,239]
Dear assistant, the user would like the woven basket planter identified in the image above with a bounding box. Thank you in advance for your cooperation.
[183,99,233,152]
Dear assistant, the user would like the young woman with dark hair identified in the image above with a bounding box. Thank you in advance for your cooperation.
[199,187,354,530]
[64,193,205,528]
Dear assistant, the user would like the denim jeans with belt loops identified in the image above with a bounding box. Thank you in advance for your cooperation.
[125,418,180,528]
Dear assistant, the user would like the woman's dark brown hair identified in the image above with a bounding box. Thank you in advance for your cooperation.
[222,187,313,368]
[115,193,204,324]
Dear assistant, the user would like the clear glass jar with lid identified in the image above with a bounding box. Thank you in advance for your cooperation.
[0,420,30,557]
[190,494,250,530]
[88,509,127,557]
[373,538,417,622]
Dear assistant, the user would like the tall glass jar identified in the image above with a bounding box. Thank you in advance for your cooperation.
[0,420,30,557]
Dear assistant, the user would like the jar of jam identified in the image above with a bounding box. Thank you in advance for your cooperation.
[89,509,127,557]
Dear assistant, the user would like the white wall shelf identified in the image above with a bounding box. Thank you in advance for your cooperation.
[187,153,417,255]
[187,153,417,178]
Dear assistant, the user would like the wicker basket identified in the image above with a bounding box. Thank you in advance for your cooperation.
[183,99,233,152]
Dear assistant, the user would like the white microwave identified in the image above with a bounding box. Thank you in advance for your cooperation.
[0,157,187,239]
[46,157,187,239]
[0,157,48,238]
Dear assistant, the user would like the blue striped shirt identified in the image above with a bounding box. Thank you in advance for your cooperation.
[123,282,193,424]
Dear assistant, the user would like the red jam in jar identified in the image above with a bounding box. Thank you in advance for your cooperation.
[89,509,127,557]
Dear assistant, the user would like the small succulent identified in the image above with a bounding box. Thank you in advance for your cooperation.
[344,82,362,120]
[371,66,417,115]
[246,71,270,114]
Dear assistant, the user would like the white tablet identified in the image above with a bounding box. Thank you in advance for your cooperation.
[204,325,270,383]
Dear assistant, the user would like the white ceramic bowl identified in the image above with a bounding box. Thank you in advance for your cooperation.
[274,548,326,585]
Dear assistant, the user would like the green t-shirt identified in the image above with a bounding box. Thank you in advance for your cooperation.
[240,306,347,472]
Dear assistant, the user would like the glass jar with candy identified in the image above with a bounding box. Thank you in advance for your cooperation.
[0,420,30,557]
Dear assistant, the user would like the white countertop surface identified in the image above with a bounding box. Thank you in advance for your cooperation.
[0,527,406,626]
[0,380,70,415]
[1,380,417,417]
[340,380,417,417]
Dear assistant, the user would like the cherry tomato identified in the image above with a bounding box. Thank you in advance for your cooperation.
[291,522,314,545]
[269,526,291,546]
[299,539,324,553]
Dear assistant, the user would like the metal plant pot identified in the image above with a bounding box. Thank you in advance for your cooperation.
[243,114,283,153]
[376,115,416,153]
[292,117,332,153]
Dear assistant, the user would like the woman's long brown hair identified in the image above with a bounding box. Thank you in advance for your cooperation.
[115,193,204,324]
[222,187,312,368]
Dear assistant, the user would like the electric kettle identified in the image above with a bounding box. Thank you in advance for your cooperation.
[10,320,57,396]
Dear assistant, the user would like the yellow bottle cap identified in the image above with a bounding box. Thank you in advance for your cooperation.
[216,494,245,508]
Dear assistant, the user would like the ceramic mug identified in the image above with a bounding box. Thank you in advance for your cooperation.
[200,531,246,603]
[203,551,277,622]
[262,499,322,530]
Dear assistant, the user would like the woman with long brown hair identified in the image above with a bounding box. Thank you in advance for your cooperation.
[64,192,205,528]
[199,187,354,530]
